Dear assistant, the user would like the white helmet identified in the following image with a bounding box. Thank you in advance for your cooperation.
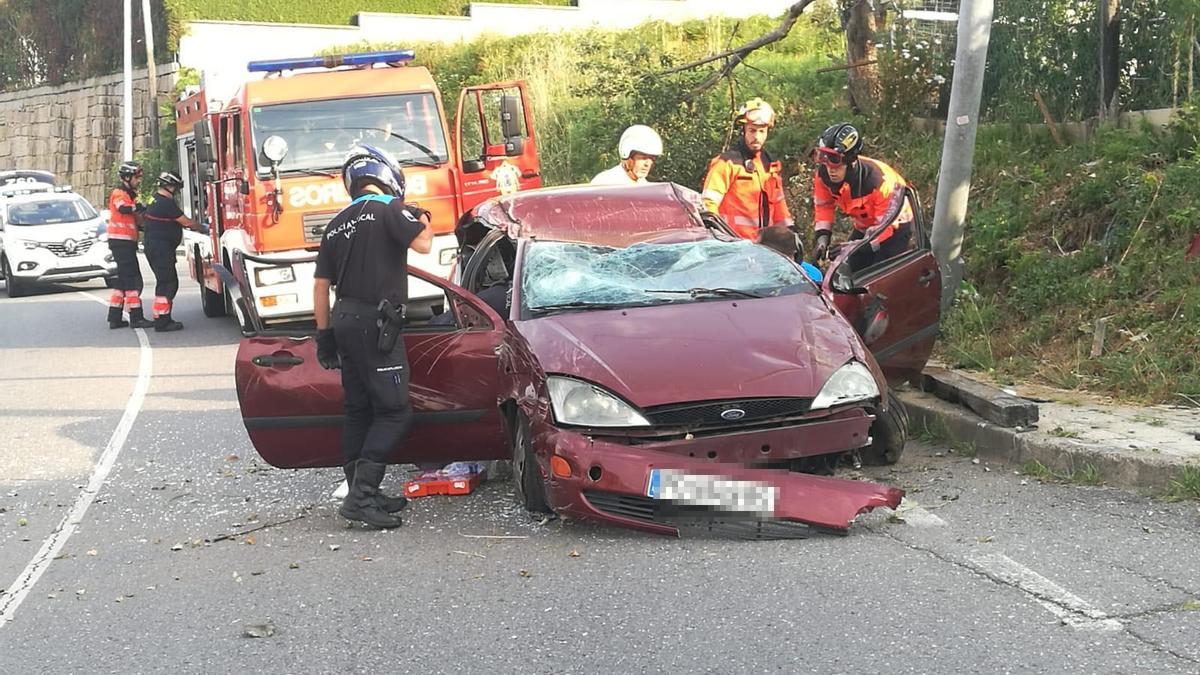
[618,125,663,160]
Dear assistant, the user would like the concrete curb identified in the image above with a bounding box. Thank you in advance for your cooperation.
[897,390,1193,493]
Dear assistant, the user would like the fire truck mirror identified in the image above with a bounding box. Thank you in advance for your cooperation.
[239,179,250,196]
[462,159,486,174]
[500,94,522,140]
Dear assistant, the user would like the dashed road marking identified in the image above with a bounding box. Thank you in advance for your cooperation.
[0,292,153,628]
[967,551,1123,631]
[895,497,947,527]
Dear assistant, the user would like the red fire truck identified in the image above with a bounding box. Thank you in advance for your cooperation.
[174,50,541,328]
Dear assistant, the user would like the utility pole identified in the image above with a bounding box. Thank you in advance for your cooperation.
[1098,0,1120,119]
[123,0,133,161]
[930,0,994,313]
[142,0,159,148]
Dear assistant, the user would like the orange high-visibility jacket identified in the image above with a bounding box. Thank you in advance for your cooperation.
[702,142,794,239]
[107,187,140,241]
[813,156,912,245]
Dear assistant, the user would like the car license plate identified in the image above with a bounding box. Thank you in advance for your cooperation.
[646,469,776,515]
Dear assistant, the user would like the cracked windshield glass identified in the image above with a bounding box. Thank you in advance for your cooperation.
[250,93,449,173]
[521,238,816,314]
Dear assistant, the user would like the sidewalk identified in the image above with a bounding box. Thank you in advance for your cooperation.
[896,368,1200,493]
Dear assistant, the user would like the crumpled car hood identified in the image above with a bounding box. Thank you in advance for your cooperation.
[516,294,863,408]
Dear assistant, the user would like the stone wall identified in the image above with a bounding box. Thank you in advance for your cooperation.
[0,64,178,206]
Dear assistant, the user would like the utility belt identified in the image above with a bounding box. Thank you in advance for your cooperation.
[335,297,407,353]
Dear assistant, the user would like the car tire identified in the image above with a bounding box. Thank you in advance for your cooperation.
[2,256,26,298]
[512,412,551,513]
[198,251,227,318]
[862,391,908,465]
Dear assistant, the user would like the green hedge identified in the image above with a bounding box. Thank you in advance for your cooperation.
[165,0,571,26]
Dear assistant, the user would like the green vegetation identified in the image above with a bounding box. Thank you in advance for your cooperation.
[1023,460,1104,486]
[164,0,570,27]
[1165,466,1200,501]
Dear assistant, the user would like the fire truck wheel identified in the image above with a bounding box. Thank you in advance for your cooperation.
[513,412,551,513]
[197,254,227,318]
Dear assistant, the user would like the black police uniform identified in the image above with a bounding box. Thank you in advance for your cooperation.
[142,192,185,320]
[314,193,426,467]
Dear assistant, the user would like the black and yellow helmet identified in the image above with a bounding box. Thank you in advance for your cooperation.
[817,123,863,164]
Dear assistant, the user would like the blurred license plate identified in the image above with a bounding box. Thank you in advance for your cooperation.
[646,469,776,515]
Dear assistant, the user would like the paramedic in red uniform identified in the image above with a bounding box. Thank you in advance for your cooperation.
[106,161,155,329]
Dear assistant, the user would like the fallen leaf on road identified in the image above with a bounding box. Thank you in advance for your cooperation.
[226,455,240,461]
[242,621,276,638]
[87,549,98,556]
[244,535,256,546]
[518,569,532,578]
[170,543,183,551]
[568,550,580,558]
[17,517,28,527]
[978,535,994,543]
[288,562,300,569]
[328,544,341,552]
[361,556,373,562]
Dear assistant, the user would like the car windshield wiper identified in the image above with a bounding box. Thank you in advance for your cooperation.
[644,287,763,299]
[278,167,338,178]
[530,299,670,314]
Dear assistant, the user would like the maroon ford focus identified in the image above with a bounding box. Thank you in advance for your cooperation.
[233,183,941,536]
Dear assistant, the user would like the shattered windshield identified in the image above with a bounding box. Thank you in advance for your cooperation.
[249,93,450,174]
[521,238,815,316]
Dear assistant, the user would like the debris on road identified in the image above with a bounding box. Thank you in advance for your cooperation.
[242,621,276,638]
[453,550,486,559]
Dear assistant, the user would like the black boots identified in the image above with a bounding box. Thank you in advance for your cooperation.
[127,308,155,329]
[339,460,403,528]
[107,306,129,329]
[343,462,408,514]
[154,313,184,332]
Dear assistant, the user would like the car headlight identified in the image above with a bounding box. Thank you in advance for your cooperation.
[254,266,295,287]
[810,361,880,410]
[19,239,40,250]
[546,376,651,428]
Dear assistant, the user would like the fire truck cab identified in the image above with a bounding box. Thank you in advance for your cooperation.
[175,50,541,329]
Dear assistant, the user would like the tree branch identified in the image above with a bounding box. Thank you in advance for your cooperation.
[652,0,817,93]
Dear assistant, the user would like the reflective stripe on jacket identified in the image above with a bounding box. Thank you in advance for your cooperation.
[107,187,140,241]
[701,142,794,240]
[813,156,912,245]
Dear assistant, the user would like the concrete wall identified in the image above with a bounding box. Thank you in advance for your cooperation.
[0,65,178,207]
[179,0,800,103]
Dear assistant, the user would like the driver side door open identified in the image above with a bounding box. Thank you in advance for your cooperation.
[823,188,941,384]
[234,267,510,468]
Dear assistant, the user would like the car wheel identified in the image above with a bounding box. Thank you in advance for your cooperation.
[512,412,551,513]
[198,252,227,318]
[2,257,26,298]
[862,391,908,465]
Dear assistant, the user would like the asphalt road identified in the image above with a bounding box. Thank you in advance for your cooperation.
[1,266,1199,674]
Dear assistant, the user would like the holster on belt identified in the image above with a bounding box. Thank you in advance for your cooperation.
[376,298,406,353]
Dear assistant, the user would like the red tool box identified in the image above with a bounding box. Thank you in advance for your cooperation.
[403,464,487,497]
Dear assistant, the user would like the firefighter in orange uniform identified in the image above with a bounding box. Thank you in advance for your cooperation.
[701,98,794,239]
[106,161,155,329]
[811,123,914,271]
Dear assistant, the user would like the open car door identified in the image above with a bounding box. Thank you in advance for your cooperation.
[453,81,541,212]
[823,188,941,385]
[233,267,510,468]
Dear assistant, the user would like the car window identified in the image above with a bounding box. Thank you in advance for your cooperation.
[521,238,816,315]
[6,197,97,226]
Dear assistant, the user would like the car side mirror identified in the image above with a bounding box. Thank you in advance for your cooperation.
[462,159,486,173]
[504,136,524,157]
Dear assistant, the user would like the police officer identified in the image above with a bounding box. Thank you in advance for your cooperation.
[143,172,204,332]
[811,123,914,271]
[701,98,794,239]
[313,145,433,529]
[106,161,155,329]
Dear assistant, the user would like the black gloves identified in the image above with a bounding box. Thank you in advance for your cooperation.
[134,202,147,214]
[315,328,340,370]
[813,231,831,262]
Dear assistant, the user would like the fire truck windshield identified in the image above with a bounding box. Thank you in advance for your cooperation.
[250,93,449,175]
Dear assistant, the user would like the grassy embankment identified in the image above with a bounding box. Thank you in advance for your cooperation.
[335,13,1200,404]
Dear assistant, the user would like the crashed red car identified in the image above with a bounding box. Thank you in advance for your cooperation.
[234,182,941,536]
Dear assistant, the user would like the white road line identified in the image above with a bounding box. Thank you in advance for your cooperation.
[967,551,1123,631]
[0,292,153,628]
[895,497,946,528]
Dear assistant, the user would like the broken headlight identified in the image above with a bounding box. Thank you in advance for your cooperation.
[810,361,879,410]
[546,376,651,428]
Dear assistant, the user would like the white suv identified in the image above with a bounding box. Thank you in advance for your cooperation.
[0,184,117,298]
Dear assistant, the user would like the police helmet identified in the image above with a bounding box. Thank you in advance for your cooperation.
[818,123,864,164]
[118,161,144,180]
[342,144,405,199]
[157,171,184,189]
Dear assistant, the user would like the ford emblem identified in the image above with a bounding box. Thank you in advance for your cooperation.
[720,408,746,421]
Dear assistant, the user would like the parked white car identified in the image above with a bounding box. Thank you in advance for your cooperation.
[0,186,116,298]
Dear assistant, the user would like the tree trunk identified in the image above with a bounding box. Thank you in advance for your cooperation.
[1098,0,1120,119]
[845,0,882,113]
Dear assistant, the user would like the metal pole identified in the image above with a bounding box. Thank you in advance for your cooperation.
[142,0,159,148]
[930,0,994,313]
[123,0,133,161]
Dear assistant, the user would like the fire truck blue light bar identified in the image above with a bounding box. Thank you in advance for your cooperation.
[247,50,416,73]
